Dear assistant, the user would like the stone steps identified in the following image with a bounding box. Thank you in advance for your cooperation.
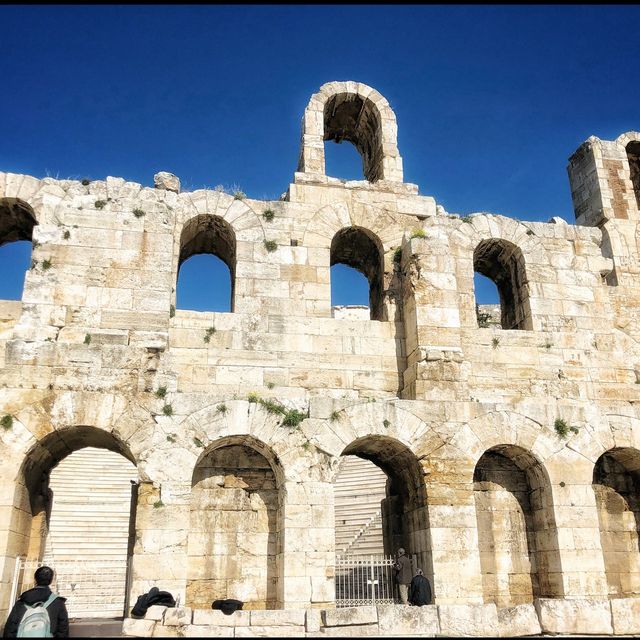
[44,447,136,619]
[334,456,387,554]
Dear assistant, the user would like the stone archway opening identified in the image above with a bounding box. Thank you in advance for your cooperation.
[331,227,385,321]
[187,436,284,610]
[336,436,432,588]
[473,445,562,607]
[593,447,640,597]
[10,426,138,619]
[473,239,532,330]
[177,214,236,312]
[0,198,37,301]
[323,93,384,183]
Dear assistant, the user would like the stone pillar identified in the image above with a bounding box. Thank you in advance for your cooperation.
[279,480,335,609]
[545,462,609,599]
[400,235,465,401]
[422,450,484,605]
[128,481,189,607]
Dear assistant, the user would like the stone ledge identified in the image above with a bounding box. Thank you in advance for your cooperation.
[535,597,613,635]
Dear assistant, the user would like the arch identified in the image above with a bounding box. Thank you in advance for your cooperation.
[0,198,38,301]
[593,447,640,597]
[339,435,432,594]
[297,81,403,183]
[177,214,236,312]
[473,238,532,330]
[6,427,138,616]
[331,226,385,320]
[473,444,563,607]
[626,140,640,209]
[187,435,284,609]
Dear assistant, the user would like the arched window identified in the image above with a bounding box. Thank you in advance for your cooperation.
[0,198,37,300]
[330,227,384,320]
[324,136,366,181]
[627,141,640,209]
[176,215,235,313]
[473,239,532,330]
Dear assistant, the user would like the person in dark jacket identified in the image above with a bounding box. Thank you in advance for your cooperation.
[394,548,413,604]
[3,566,69,638]
[408,568,432,606]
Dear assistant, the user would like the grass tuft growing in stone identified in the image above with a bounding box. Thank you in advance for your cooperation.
[233,190,246,200]
[153,500,164,509]
[81,179,91,186]
[204,326,216,343]
[133,208,145,218]
[1,415,13,430]
[263,208,275,222]
[162,404,173,416]
[169,305,175,318]
[383,419,391,428]
[393,247,402,265]
[42,259,52,270]
[94,200,107,209]
[330,410,342,423]
[554,418,579,438]
[84,334,92,345]
[247,392,260,403]
[217,403,228,414]
[266,381,275,390]
[281,409,306,429]
[492,337,500,348]
[264,239,277,253]
[166,434,176,443]
[193,437,205,448]
[63,230,70,240]
[155,386,167,399]
[411,229,426,239]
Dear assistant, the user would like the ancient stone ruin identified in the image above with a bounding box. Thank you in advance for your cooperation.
[1,81,640,636]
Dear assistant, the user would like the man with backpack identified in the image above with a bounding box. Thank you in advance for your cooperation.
[3,566,69,638]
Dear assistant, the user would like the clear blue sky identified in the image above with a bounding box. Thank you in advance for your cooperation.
[1,5,638,308]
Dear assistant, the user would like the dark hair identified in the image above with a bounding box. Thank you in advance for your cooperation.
[34,566,54,586]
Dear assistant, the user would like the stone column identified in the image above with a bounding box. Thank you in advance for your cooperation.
[422,450,484,605]
[400,235,465,401]
[279,480,335,609]
[127,481,190,607]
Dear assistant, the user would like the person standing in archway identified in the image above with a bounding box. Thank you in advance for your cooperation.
[394,547,413,604]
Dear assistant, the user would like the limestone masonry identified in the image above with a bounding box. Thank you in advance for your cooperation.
[2,80,640,636]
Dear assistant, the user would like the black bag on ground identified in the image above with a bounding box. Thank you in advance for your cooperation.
[131,587,176,617]
[211,599,243,615]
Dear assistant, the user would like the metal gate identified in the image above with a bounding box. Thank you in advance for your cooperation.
[10,557,132,619]
[335,554,397,607]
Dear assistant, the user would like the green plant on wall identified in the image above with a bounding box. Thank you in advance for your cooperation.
[1,415,13,430]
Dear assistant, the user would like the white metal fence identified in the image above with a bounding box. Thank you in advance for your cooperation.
[11,558,131,619]
[335,554,397,607]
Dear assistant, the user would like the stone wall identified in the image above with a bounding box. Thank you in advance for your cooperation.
[122,597,640,637]
[2,81,640,635]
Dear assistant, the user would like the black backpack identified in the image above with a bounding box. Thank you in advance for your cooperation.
[131,587,176,617]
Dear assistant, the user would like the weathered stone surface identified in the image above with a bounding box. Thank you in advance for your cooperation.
[611,597,640,635]
[438,603,499,637]
[122,617,156,636]
[497,603,541,637]
[377,604,439,635]
[183,626,235,638]
[154,171,180,193]
[249,609,306,626]
[163,607,192,626]
[534,598,613,635]
[144,605,168,621]
[235,625,306,637]
[319,624,380,637]
[322,605,378,627]
[192,609,250,626]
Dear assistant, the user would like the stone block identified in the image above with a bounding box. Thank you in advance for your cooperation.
[144,605,167,621]
[534,597,612,635]
[611,597,640,635]
[322,605,378,627]
[306,608,321,633]
[377,604,440,635]
[235,625,306,637]
[497,603,541,637]
[184,626,235,638]
[249,609,306,626]
[319,624,380,637]
[437,603,499,637]
[192,609,250,626]
[122,617,156,636]
[154,171,180,193]
[163,607,192,626]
